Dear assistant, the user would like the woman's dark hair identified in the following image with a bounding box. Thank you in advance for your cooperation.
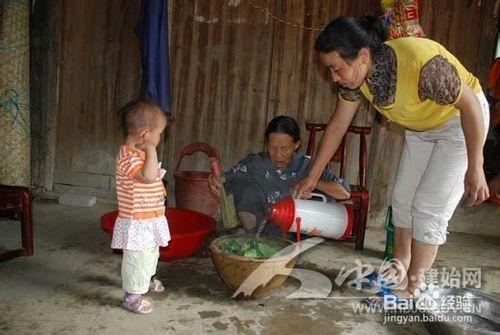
[314,15,388,60]
[265,116,300,143]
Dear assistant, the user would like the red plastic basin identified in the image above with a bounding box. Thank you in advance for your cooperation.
[490,194,500,206]
[100,208,216,261]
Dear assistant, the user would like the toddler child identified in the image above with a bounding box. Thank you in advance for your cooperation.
[112,98,170,314]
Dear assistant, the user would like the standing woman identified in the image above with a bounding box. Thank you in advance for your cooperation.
[294,15,490,300]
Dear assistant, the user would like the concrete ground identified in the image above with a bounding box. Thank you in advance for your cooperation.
[0,201,499,335]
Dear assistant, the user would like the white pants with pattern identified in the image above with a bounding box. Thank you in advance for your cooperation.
[391,92,490,245]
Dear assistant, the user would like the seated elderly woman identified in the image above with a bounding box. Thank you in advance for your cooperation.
[208,116,351,236]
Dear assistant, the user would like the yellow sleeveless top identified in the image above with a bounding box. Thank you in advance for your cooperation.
[359,37,482,131]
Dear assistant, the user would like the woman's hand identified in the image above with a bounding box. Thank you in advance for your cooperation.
[456,85,489,206]
[293,174,319,199]
[293,96,359,199]
[208,173,223,199]
[464,167,490,206]
[315,179,351,200]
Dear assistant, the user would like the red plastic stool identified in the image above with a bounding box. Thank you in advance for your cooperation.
[0,185,34,261]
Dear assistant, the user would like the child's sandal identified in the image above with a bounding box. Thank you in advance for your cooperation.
[122,295,153,314]
[149,278,165,293]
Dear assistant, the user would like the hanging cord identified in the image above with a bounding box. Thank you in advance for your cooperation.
[243,0,323,31]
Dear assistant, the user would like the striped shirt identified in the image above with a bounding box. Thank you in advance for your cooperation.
[116,145,166,219]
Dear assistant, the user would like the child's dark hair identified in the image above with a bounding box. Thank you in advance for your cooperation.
[314,15,388,60]
[265,116,301,143]
[119,98,165,136]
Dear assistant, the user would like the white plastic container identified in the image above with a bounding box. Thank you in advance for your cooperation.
[267,193,353,240]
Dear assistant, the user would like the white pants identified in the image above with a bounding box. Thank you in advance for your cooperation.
[391,92,490,245]
[122,247,159,294]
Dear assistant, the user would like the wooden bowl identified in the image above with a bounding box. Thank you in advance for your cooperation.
[210,235,297,299]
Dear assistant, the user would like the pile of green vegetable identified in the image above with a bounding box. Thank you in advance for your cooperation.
[220,238,282,258]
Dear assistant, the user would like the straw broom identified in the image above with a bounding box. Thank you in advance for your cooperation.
[210,158,239,230]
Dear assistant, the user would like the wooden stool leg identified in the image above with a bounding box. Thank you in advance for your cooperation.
[21,190,33,256]
[355,192,370,250]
